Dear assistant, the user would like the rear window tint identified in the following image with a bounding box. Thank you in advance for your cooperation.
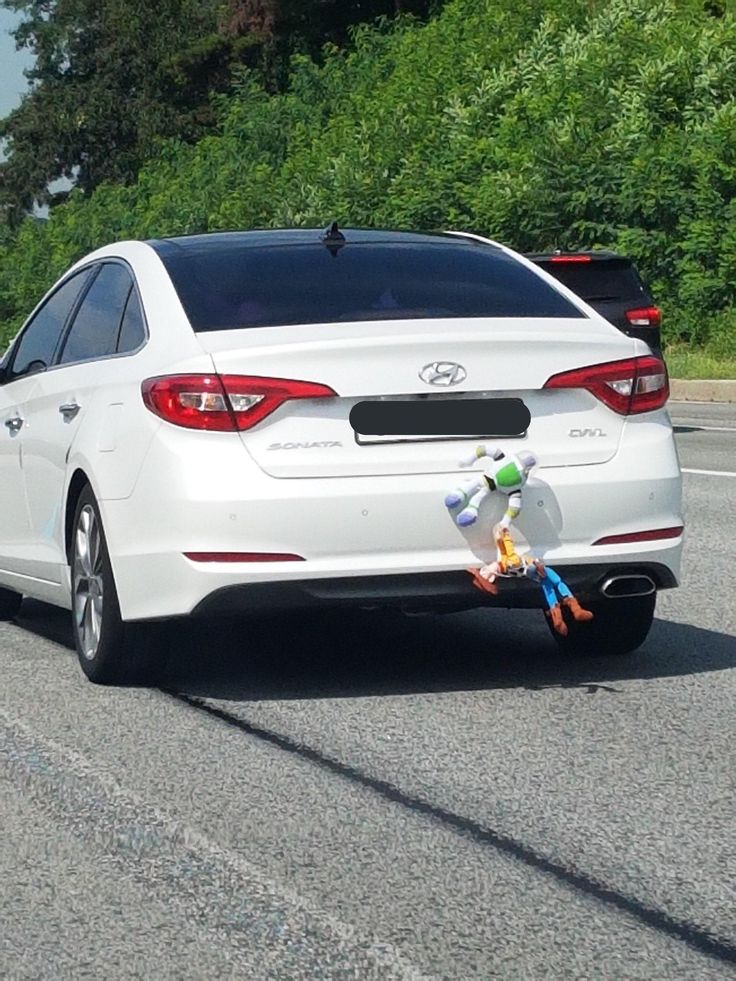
[155,242,585,331]
[537,261,649,303]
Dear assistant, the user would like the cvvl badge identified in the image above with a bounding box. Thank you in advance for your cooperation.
[419,361,467,387]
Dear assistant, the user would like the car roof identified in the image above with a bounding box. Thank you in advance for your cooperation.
[147,227,502,252]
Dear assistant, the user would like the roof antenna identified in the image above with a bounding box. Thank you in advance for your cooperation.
[321,221,346,257]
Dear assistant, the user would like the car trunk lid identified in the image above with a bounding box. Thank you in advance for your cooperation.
[196,318,632,478]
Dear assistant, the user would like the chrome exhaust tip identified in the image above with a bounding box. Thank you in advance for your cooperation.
[600,574,656,599]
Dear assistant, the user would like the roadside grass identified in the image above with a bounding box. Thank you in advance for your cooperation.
[665,345,736,380]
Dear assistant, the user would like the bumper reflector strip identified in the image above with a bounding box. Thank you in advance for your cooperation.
[184,552,305,563]
[592,526,684,546]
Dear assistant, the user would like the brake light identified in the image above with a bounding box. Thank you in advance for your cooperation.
[550,255,592,263]
[543,356,669,414]
[593,526,683,546]
[625,306,661,328]
[142,374,337,431]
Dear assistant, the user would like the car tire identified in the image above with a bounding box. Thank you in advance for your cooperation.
[0,587,22,621]
[546,592,656,656]
[71,486,160,685]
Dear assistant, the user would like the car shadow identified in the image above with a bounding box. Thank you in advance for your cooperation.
[16,599,735,701]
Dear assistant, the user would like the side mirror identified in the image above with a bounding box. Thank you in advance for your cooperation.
[25,359,47,376]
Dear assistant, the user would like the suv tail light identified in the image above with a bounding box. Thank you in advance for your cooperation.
[142,374,337,431]
[625,306,661,328]
[549,254,592,263]
[543,356,668,414]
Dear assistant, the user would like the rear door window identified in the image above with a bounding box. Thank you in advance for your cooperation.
[156,241,586,332]
[9,269,92,379]
[116,287,146,354]
[59,262,134,365]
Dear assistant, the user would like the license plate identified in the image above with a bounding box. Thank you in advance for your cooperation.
[351,397,530,445]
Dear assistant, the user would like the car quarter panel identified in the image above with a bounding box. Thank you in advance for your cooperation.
[60,241,216,503]
[0,242,218,602]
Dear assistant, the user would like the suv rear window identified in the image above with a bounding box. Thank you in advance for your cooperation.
[535,260,648,303]
[154,241,585,331]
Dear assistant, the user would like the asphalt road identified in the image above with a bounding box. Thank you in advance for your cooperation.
[1,401,735,980]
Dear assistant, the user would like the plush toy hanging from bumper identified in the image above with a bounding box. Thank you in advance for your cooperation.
[444,445,593,636]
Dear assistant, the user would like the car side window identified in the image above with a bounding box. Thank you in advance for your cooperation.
[117,286,146,354]
[59,262,134,366]
[9,269,92,380]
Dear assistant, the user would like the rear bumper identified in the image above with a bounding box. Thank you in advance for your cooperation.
[100,412,683,621]
[191,562,677,617]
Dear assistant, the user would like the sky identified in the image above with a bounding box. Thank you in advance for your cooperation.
[1,8,69,200]
[0,7,33,120]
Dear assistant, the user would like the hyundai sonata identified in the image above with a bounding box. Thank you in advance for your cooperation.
[0,227,683,683]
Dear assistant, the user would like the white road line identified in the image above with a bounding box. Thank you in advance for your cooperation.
[674,424,736,433]
[682,467,736,478]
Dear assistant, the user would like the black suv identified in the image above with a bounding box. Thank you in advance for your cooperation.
[526,251,662,359]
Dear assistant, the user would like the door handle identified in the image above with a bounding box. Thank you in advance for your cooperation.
[4,415,23,433]
[59,402,81,420]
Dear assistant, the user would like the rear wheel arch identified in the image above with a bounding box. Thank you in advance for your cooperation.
[65,469,93,563]
[70,483,162,685]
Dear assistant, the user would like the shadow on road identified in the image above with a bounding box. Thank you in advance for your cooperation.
[16,599,736,701]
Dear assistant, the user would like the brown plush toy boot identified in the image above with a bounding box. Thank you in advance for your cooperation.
[562,596,594,622]
[547,603,568,636]
[467,568,499,596]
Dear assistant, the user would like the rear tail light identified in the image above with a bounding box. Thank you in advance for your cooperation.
[543,356,669,414]
[593,526,683,546]
[625,306,661,328]
[549,254,592,263]
[142,374,337,431]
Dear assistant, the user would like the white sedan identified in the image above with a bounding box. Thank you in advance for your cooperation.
[0,227,683,684]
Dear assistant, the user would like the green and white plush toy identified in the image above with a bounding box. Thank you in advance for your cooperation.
[444,445,538,529]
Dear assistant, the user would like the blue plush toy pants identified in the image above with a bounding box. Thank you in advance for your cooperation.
[539,566,572,609]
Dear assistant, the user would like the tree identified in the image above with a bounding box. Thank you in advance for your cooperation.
[219,1,438,90]
[0,0,439,221]
[0,0,234,219]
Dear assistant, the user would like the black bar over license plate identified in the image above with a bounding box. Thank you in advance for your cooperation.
[350,398,530,445]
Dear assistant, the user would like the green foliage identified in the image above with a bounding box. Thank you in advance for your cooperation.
[2,0,736,356]
[665,339,736,379]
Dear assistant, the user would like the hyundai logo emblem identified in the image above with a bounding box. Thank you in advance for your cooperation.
[419,361,467,387]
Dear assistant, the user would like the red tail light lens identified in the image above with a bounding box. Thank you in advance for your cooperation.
[543,356,669,414]
[625,306,662,328]
[549,254,592,263]
[593,526,683,546]
[142,374,337,431]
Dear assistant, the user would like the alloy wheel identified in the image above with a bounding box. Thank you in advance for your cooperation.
[73,504,104,660]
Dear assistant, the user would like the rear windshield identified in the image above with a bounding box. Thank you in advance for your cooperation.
[154,241,585,331]
[536,260,649,303]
